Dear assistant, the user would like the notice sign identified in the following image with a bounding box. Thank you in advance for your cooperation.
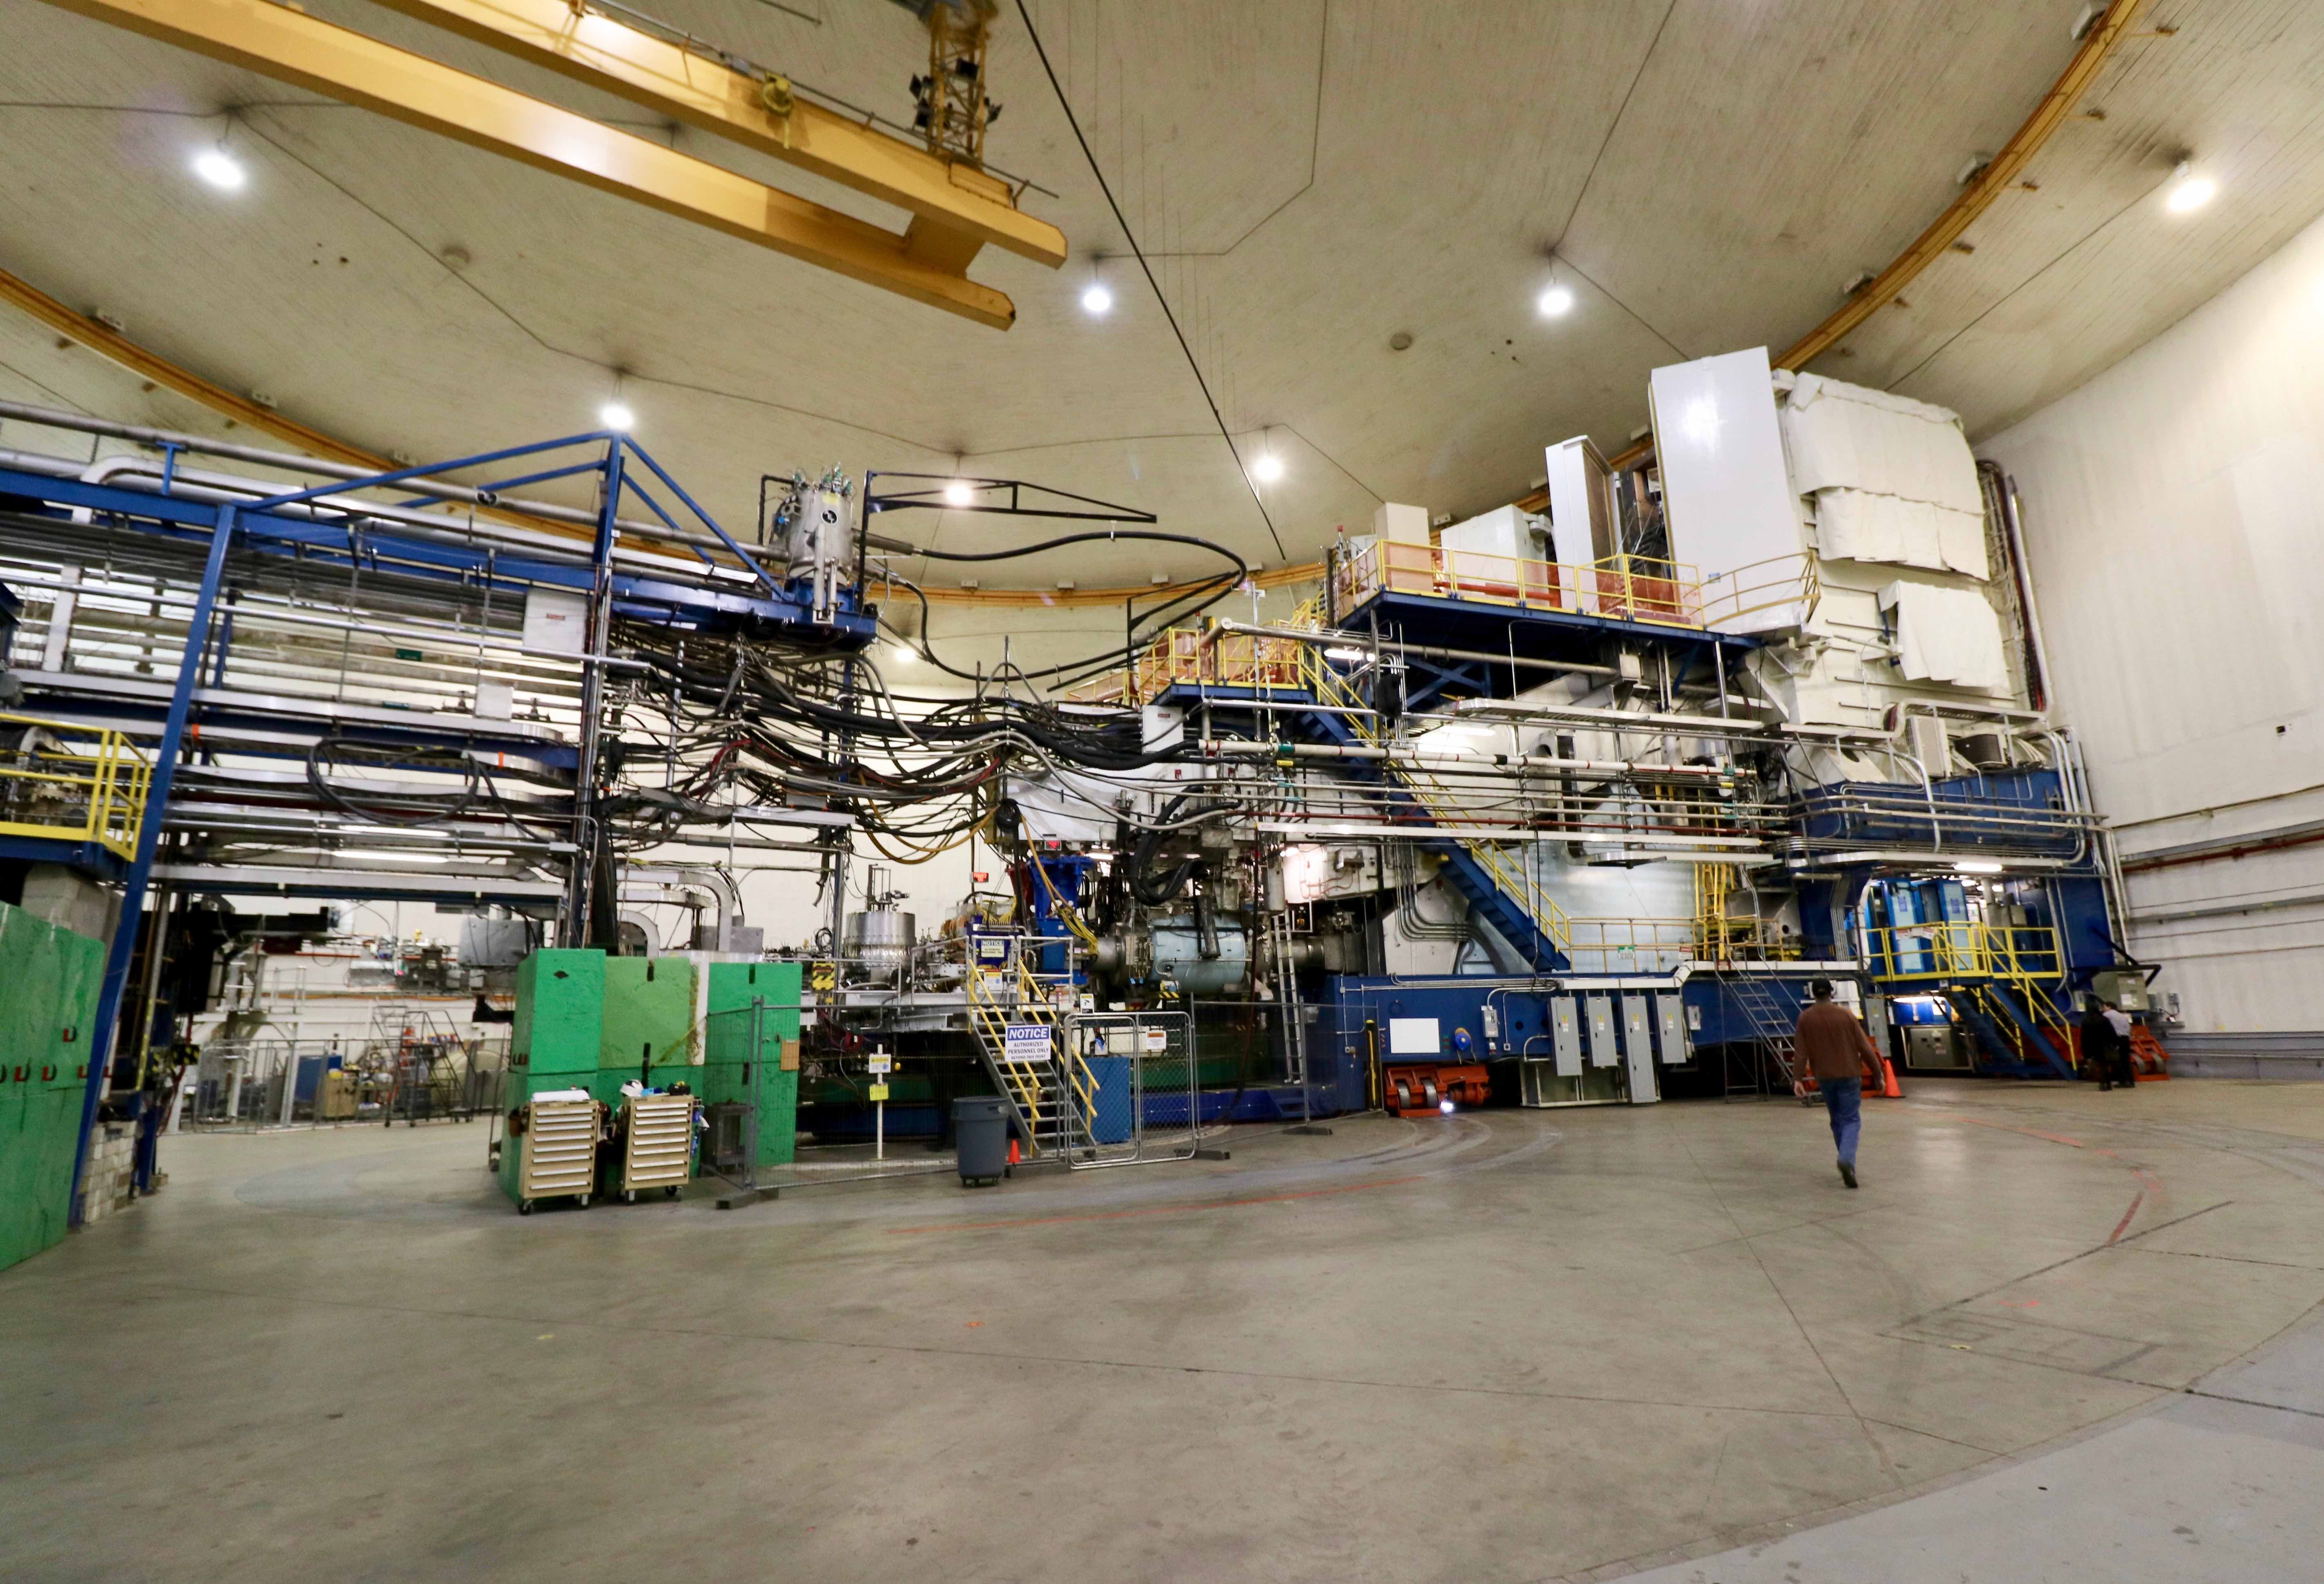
[1004,1024,1053,1064]
[1143,1028,1169,1053]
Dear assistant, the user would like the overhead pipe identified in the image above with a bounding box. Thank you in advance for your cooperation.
[1196,737,1734,779]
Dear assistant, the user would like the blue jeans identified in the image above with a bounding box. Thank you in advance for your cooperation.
[1821,1077,1863,1166]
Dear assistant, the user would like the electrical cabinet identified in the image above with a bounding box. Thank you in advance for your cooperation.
[1654,994,1690,1065]
[1549,996,1582,1077]
[1620,995,1660,1104]
[1584,996,1617,1067]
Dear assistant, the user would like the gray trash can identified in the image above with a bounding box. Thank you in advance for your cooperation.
[953,1095,1011,1187]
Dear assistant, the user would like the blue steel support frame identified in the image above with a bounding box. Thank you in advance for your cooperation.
[563,441,623,946]
[70,506,237,1227]
[45,423,887,1224]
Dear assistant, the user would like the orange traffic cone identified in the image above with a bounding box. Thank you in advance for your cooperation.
[1879,1057,1903,1099]
[1007,1137,1021,1166]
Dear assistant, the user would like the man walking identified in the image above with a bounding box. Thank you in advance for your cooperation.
[1794,979,1882,1188]
[2080,996,2120,1090]
[2104,1002,2137,1091]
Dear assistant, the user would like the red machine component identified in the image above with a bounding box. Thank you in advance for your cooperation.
[1383,1062,1490,1116]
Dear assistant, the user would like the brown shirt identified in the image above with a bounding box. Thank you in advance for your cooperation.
[1794,1000,1882,1082]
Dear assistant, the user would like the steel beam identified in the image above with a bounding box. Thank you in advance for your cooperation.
[72,504,236,1228]
[366,0,1065,270]
[38,0,1018,327]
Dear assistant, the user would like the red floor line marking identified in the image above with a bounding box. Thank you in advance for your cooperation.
[2107,1191,2145,1244]
[886,1174,1427,1235]
[1933,1113,2087,1149]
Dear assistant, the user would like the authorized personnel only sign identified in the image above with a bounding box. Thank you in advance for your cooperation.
[1004,1024,1053,1064]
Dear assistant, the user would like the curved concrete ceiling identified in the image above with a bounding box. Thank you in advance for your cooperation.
[0,0,2318,669]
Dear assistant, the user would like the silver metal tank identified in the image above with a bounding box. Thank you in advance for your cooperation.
[842,909,917,986]
[1149,919,1249,997]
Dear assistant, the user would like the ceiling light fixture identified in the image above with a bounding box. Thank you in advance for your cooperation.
[1251,451,1284,484]
[943,479,974,506]
[1953,859,2003,875]
[192,146,245,191]
[1536,283,1575,318]
[2165,160,2215,213]
[1080,281,1113,316]
[599,400,634,430]
[891,643,918,664]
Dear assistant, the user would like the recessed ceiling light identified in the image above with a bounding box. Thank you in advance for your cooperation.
[891,643,918,663]
[943,479,973,506]
[1251,452,1284,483]
[192,148,245,191]
[2165,164,2215,213]
[1537,284,1575,318]
[1080,282,1113,315]
[599,401,634,430]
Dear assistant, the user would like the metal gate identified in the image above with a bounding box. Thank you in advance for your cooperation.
[1059,1010,1199,1169]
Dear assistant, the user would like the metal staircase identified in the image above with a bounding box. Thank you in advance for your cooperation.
[1718,973,1810,1101]
[964,951,1095,1159]
[1285,615,1571,970]
[1947,981,2078,1080]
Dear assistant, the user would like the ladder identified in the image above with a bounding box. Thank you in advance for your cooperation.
[964,951,1095,1159]
[1720,973,1808,1102]
[1263,909,1318,1124]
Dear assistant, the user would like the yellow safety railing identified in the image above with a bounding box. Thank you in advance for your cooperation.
[1563,916,1696,971]
[0,712,152,861]
[1331,542,1705,627]
[1864,922,2060,985]
[1328,541,1819,634]
[1867,921,2074,1068]
[963,949,1095,1155]
[1696,553,1821,631]
[1692,862,1801,962]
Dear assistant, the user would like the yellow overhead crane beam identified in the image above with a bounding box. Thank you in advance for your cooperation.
[362,0,1065,275]
[36,0,1032,327]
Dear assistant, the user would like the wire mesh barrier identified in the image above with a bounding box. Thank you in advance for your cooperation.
[696,1000,798,1189]
[179,1034,507,1129]
[1058,1010,1198,1167]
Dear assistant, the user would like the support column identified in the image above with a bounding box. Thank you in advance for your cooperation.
[72,504,236,1226]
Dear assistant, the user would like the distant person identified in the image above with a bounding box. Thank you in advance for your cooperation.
[2104,1002,2136,1090]
[2080,997,2120,1091]
[1795,979,1882,1188]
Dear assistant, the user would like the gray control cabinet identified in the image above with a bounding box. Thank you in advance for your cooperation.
[1550,996,1583,1077]
[1654,993,1690,1065]
[1620,994,1659,1104]
[1585,996,1618,1067]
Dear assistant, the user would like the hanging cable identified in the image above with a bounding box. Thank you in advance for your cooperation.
[1012,0,1288,561]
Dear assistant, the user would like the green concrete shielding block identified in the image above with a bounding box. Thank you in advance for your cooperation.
[598,956,695,1083]
[513,950,605,1077]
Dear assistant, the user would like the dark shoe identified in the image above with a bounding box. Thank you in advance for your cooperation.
[1839,1161,1858,1189]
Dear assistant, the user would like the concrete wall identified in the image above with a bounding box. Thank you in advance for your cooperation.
[1979,207,2324,1040]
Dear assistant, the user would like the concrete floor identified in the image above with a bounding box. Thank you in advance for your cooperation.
[4,1078,2323,1584]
